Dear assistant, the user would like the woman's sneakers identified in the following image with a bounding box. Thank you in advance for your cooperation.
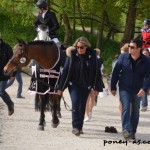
[84,112,92,122]
[84,117,90,122]
[89,112,92,119]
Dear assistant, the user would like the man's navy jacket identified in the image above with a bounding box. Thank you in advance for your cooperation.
[0,39,13,81]
[111,52,150,94]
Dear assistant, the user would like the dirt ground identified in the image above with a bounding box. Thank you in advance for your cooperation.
[0,74,150,150]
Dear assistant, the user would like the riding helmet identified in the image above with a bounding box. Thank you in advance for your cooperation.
[143,19,150,25]
[36,0,47,9]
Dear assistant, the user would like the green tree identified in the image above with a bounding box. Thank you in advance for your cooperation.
[121,0,138,44]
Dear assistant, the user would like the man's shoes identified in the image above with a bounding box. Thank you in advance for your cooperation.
[72,128,80,136]
[122,130,130,139]
[140,106,147,111]
[8,104,14,116]
[16,95,25,99]
[130,133,136,140]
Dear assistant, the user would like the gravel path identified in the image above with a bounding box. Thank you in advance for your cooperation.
[0,74,150,150]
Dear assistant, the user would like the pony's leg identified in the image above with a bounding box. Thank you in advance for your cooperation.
[50,94,61,128]
[57,96,62,118]
[37,95,46,131]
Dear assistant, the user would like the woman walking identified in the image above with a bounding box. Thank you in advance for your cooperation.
[57,37,103,136]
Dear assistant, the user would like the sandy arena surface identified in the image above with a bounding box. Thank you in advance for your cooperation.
[0,74,150,150]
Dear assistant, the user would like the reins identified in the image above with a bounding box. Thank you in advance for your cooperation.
[61,96,74,112]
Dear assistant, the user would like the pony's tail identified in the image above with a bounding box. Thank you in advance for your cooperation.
[44,93,51,111]
[35,93,51,112]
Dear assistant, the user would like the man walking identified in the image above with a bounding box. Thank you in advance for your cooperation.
[0,38,14,115]
[111,39,150,140]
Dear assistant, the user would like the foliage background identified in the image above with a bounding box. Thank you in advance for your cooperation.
[0,0,149,74]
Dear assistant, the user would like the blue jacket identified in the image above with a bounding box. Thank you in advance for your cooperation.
[111,52,150,94]
[58,48,103,92]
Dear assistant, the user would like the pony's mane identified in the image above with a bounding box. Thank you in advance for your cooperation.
[28,40,54,46]
[38,25,48,31]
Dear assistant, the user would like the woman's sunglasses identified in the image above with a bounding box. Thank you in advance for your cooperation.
[76,46,85,49]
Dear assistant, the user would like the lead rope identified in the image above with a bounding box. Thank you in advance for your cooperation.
[61,96,73,111]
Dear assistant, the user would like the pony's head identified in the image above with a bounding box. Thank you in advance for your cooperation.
[4,39,30,76]
[35,25,51,41]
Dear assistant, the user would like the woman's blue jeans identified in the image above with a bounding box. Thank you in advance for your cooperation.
[119,90,141,134]
[68,83,90,129]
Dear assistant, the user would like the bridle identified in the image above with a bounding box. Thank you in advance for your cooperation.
[9,44,29,71]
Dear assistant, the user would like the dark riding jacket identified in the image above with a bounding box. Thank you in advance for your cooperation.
[111,52,150,94]
[0,39,13,81]
[58,47,103,92]
[34,10,60,38]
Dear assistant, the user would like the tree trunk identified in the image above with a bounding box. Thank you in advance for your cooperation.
[96,10,107,49]
[121,0,138,44]
[77,0,86,32]
[105,12,113,40]
[106,28,113,39]
[62,13,72,45]
[96,0,107,49]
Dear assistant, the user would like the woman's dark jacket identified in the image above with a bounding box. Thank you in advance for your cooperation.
[34,10,60,38]
[111,52,150,94]
[0,39,13,81]
[58,47,103,92]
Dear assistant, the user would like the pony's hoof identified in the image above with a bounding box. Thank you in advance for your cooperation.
[51,121,60,128]
[38,125,44,131]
